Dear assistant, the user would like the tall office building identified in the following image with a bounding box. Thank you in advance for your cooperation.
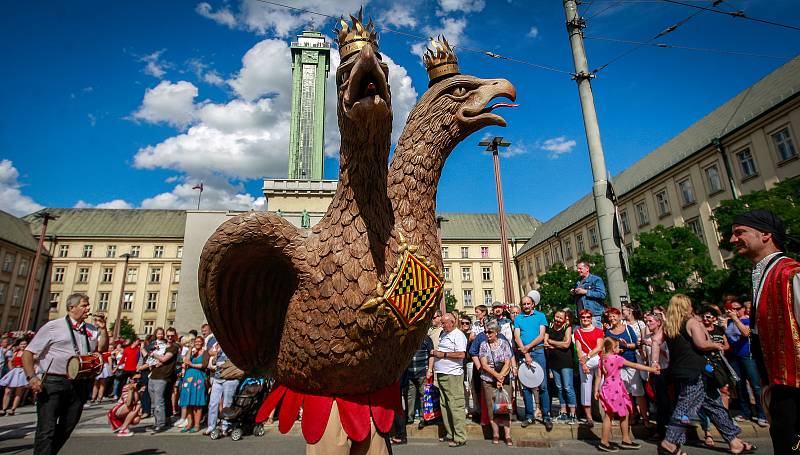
[287,31,330,180]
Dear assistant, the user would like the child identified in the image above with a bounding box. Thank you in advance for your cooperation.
[108,373,144,437]
[594,337,659,452]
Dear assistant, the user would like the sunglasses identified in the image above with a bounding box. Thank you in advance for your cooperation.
[703,314,715,319]
[485,330,496,334]
[460,321,470,325]
[580,316,592,320]
[730,306,742,310]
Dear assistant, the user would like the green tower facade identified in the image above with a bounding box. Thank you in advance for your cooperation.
[287,31,330,180]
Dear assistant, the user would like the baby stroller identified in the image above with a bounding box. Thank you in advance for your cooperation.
[210,377,272,441]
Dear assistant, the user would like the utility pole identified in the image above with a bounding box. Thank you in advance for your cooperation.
[479,137,515,305]
[436,215,448,314]
[113,253,132,339]
[19,211,57,331]
[562,0,629,308]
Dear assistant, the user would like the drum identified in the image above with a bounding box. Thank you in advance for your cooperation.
[518,361,544,388]
[66,353,102,380]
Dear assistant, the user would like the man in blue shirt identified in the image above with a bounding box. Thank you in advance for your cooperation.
[570,261,606,328]
[513,291,553,431]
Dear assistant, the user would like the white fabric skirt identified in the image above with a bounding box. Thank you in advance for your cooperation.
[96,364,112,379]
[0,367,28,388]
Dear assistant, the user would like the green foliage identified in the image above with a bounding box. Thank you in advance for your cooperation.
[628,225,714,310]
[110,317,137,341]
[536,262,579,316]
[445,293,458,314]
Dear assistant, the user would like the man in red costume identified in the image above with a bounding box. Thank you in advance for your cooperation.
[730,209,800,453]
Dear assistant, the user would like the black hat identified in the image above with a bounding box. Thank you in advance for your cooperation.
[732,209,787,249]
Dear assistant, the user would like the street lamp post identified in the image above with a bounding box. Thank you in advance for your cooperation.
[479,137,515,305]
[113,253,132,339]
[19,211,57,331]
[436,215,449,314]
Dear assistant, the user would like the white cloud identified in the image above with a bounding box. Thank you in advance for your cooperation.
[238,0,366,37]
[195,2,237,28]
[203,71,226,87]
[88,113,97,127]
[0,160,44,217]
[411,17,468,57]
[140,180,266,211]
[132,80,199,129]
[380,4,417,28]
[227,39,292,102]
[539,136,577,159]
[437,0,485,14]
[186,58,227,88]
[500,143,528,158]
[527,26,539,38]
[74,199,134,209]
[141,50,170,79]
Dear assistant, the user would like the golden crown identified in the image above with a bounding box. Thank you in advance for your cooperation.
[334,7,378,60]
[423,35,460,84]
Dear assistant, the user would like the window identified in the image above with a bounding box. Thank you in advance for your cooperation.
[772,127,797,161]
[97,292,109,312]
[18,258,28,276]
[705,165,723,194]
[173,268,180,283]
[149,267,161,283]
[481,266,491,281]
[101,267,113,283]
[443,267,450,281]
[53,267,65,283]
[635,201,650,226]
[49,292,60,309]
[588,227,599,247]
[678,179,696,206]
[143,321,155,335]
[480,246,489,258]
[460,247,469,259]
[77,267,90,283]
[167,319,175,327]
[0,284,5,304]
[58,245,69,258]
[2,254,14,273]
[106,245,117,258]
[83,245,93,258]
[620,210,630,235]
[130,245,141,258]
[483,289,493,305]
[176,245,183,258]
[686,217,705,244]
[122,292,134,311]
[463,289,473,307]
[576,234,585,254]
[737,148,757,178]
[170,291,178,311]
[461,267,472,281]
[544,251,551,267]
[126,267,138,283]
[564,239,573,259]
[536,256,542,273]
[146,292,158,311]
[154,246,164,258]
[655,190,671,217]
[441,246,449,259]
[527,260,533,276]
[11,286,22,307]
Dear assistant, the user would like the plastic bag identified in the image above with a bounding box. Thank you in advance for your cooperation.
[493,388,511,415]
[422,378,442,421]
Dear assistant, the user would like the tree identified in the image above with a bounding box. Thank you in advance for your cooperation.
[444,293,458,314]
[110,317,137,341]
[628,225,715,310]
[536,262,579,316]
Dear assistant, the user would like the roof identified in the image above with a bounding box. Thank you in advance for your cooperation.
[24,209,187,239]
[516,56,800,258]
[438,212,540,241]
[0,209,39,252]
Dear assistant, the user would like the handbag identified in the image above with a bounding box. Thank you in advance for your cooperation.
[422,377,442,421]
[704,352,739,389]
[493,388,511,415]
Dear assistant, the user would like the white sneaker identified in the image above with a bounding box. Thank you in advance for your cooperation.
[175,418,187,428]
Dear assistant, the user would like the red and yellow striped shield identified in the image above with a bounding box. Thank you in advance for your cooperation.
[384,251,443,328]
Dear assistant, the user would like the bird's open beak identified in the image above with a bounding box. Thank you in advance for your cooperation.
[459,79,517,128]
[342,44,390,118]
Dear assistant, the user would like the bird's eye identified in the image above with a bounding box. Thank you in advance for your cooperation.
[451,87,467,97]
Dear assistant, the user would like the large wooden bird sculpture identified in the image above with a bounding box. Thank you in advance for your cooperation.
[198,12,516,446]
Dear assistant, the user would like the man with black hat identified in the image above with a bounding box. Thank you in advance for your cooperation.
[730,208,800,454]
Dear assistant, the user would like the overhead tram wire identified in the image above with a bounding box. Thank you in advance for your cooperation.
[250,0,573,75]
[585,36,791,60]
[659,0,800,31]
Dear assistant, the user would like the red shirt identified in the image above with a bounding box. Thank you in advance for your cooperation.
[11,351,23,368]
[120,346,140,372]
[574,327,604,355]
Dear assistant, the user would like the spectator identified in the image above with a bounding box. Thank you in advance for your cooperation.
[605,307,649,427]
[116,339,141,398]
[659,294,755,455]
[570,261,607,328]
[459,316,477,419]
[643,311,671,441]
[108,372,143,437]
[404,333,433,426]
[573,309,604,427]
[545,309,577,424]
[478,320,514,446]
[0,337,11,378]
[174,335,194,428]
[514,291,553,431]
[90,348,113,406]
[0,339,29,415]
[201,323,217,352]
[724,300,768,426]
[699,306,733,447]
[427,313,468,447]
[471,305,488,340]
[428,311,443,350]
[148,328,179,434]
[622,303,652,427]
[594,337,658,452]
[205,344,240,435]
[178,336,209,433]
[508,304,521,323]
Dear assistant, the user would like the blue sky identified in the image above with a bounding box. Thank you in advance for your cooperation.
[1,0,798,223]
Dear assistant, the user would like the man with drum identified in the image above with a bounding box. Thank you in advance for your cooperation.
[514,291,553,431]
[23,293,108,455]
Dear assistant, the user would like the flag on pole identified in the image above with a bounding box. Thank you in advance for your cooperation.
[192,183,203,191]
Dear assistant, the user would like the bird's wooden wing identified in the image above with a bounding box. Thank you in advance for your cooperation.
[198,211,306,374]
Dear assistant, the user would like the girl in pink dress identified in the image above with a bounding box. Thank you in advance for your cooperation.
[594,337,659,452]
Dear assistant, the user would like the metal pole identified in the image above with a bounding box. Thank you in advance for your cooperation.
[563,0,629,308]
[480,137,515,305]
[436,216,448,315]
[19,212,56,331]
[113,253,131,339]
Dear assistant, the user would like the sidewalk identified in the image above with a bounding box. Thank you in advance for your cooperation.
[0,402,769,445]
